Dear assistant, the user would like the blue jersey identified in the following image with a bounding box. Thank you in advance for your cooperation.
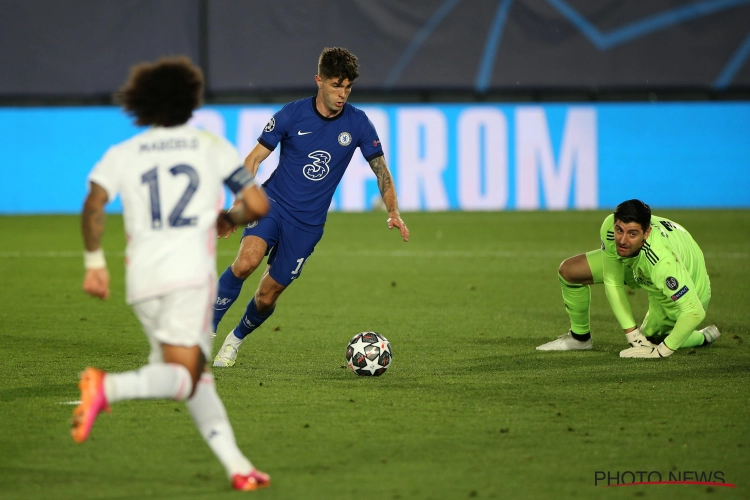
[258,97,384,228]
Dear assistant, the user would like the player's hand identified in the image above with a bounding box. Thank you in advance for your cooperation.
[619,342,673,358]
[625,328,655,348]
[83,268,110,300]
[387,212,409,242]
[216,211,238,239]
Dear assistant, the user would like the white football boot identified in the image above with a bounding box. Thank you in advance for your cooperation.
[213,330,244,367]
[700,325,721,344]
[536,331,593,351]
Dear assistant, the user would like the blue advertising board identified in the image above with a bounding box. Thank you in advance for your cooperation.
[1,102,748,213]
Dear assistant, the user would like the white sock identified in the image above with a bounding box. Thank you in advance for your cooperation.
[103,363,193,404]
[227,330,244,347]
[186,372,253,478]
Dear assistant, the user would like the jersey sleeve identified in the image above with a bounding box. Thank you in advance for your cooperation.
[599,215,637,330]
[650,258,706,350]
[257,104,292,152]
[357,115,384,162]
[87,146,121,201]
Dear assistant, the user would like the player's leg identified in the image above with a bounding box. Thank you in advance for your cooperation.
[185,366,270,490]
[106,292,211,401]
[167,289,269,489]
[641,297,707,349]
[561,251,601,333]
[73,284,268,488]
[239,267,286,338]
[72,350,196,444]
[213,269,288,367]
[693,263,721,345]
[72,288,212,443]
[214,263,287,367]
[679,330,711,348]
[214,221,323,367]
[537,250,601,351]
[212,233,269,333]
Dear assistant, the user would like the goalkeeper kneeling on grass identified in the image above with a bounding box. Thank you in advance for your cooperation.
[537,199,720,358]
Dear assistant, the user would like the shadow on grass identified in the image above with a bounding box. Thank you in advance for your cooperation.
[458,350,750,382]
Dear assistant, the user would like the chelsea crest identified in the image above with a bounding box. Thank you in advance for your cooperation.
[338,132,352,146]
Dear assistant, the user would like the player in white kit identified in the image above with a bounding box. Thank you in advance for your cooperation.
[73,56,271,491]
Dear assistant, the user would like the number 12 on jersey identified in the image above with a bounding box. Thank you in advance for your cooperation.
[141,164,200,229]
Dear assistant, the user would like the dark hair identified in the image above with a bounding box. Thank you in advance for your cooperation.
[614,199,651,231]
[318,47,359,83]
[114,56,203,127]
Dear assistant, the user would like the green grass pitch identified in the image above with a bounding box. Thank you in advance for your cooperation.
[0,210,748,499]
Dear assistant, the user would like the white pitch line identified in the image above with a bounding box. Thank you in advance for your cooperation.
[1,250,88,257]
[316,249,572,258]
[0,249,570,259]
[2,250,748,259]
[57,400,82,405]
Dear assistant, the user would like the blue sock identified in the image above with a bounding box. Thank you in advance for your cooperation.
[234,298,275,339]
[212,266,245,332]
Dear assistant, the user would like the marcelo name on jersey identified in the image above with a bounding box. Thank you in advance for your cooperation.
[139,138,199,153]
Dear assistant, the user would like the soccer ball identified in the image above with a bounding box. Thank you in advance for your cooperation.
[345,331,392,376]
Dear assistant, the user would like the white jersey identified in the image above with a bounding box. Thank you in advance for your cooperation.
[88,124,254,304]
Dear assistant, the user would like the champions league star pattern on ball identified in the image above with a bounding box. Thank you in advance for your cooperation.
[345,332,392,377]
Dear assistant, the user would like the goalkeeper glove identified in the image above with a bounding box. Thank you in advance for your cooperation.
[625,328,655,348]
[619,342,674,358]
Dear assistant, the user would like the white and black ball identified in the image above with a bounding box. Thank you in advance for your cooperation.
[345,331,392,376]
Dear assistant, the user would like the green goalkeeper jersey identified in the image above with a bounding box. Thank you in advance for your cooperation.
[599,214,711,350]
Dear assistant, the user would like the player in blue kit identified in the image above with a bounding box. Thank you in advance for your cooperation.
[213,47,409,367]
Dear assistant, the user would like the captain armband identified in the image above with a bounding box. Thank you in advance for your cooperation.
[224,166,256,195]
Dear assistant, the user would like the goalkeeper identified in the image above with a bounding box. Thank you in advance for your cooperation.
[537,199,720,358]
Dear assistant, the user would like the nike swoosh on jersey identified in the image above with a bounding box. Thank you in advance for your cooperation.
[297,131,312,135]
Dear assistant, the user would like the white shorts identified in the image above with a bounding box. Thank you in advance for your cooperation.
[132,283,214,364]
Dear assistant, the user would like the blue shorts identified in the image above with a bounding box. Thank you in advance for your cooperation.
[241,208,324,287]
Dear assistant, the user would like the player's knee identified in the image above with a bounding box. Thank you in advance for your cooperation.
[559,255,590,284]
[255,284,283,312]
[231,256,261,279]
[558,258,575,283]
[167,362,198,401]
[254,293,277,312]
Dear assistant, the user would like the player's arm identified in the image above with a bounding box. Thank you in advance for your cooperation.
[602,257,637,332]
[368,155,409,242]
[217,159,270,236]
[81,181,110,299]
[620,261,704,358]
[244,142,273,177]
[221,183,269,227]
[655,263,705,351]
[217,143,273,238]
[238,144,271,219]
[599,217,637,333]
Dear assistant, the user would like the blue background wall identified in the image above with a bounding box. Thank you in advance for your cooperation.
[1,102,748,214]
[3,1,750,96]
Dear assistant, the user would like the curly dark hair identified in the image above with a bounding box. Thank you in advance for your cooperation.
[115,56,203,127]
[318,47,359,83]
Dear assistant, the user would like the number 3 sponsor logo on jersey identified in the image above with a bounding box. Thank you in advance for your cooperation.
[303,150,331,181]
